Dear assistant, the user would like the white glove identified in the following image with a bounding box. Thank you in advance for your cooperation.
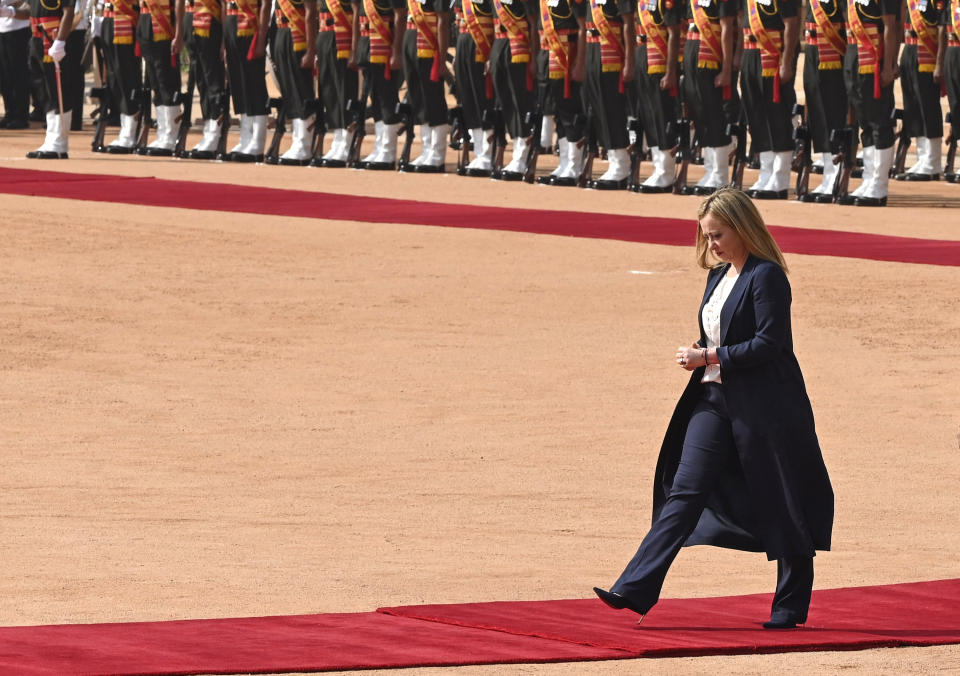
[48,38,66,63]
[0,5,15,16]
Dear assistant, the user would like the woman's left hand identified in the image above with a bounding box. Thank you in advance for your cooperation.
[676,343,707,371]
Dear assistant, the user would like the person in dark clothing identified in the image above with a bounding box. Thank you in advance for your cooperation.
[594,187,834,630]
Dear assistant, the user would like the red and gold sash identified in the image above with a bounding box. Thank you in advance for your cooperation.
[745,0,782,100]
[322,0,353,57]
[463,0,494,60]
[953,0,960,42]
[409,0,443,79]
[276,0,307,49]
[588,0,626,91]
[541,0,574,96]
[192,0,220,36]
[810,0,845,68]
[638,8,668,74]
[140,0,176,40]
[30,16,60,62]
[106,0,138,44]
[690,0,722,66]
[230,0,259,38]
[846,0,882,97]
[906,0,938,71]
[363,0,395,75]
[492,0,532,63]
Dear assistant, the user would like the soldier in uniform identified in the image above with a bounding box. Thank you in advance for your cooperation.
[272,0,318,164]
[182,0,227,158]
[25,0,77,157]
[943,0,960,181]
[400,0,451,171]
[137,0,185,155]
[582,0,635,188]
[682,0,740,193]
[489,0,538,179]
[895,0,943,179]
[537,0,587,185]
[740,0,800,198]
[841,0,901,205]
[314,0,357,165]
[98,0,143,152]
[350,0,406,169]
[799,0,848,200]
[221,0,269,161]
[634,0,682,191]
[455,0,496,174]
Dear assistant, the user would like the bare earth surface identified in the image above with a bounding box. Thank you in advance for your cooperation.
[1,123,959,675]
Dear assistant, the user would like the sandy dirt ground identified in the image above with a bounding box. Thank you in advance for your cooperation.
[1,115,959,676]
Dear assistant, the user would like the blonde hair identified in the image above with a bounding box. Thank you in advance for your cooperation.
[695,187,789,273]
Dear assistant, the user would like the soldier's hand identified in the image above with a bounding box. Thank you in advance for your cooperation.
[572,60,585,83]
[347,53,358,70]
[713,69,731,89]
[779,60,794,85]
[170,35,182,58]
[621,57,634,83]
[526,58,536,82]
[436,59,451,82]
[253,39,266,59]
[48,38,66,63]
[660,69,677,92]
[880,65,896,87]
[390,45,403,72]
[301,48,316,70]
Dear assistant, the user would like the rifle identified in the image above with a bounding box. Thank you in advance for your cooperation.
[449,105,470,175]
[522,108,543,183]
[724,121,747,190]
[174,56,197,157]
[791,103,812,200]
[577,105,599,188]
[345,68,374,167]
[134,85,153,154]
[944,112,958,182]
[214,85,232,160]
[485,108,507,179]
[626,115,643,192]
[831,125,858,203]
[90,85,111,152]
[396,101,415,171]
[264,95,287,164]
[891,108,910,177]
[307,99,327,166]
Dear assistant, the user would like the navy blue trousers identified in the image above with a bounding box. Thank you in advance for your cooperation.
[610,382,814,623]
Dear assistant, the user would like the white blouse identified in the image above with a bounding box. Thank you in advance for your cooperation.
[700,267,739,384]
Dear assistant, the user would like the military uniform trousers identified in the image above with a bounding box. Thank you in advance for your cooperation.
[583,41,630,149]
[946,45,960,141]
[842,48,894,149]
[137,14,181,105]
[402,27,448,126]
[28,35,81,113]
[223,16,269,116]
[100,17,143,115]
[634,43,679,149]
[740,46,796,153]
[899,43,943,139]
[453,31,492,129]
[316,30,357,128]
[542,61,584,141]
[187,18,226,120]
[489,35,534,138]
[273,26,315,119]
[357,35,404,124]
[0,25,31,123]
[682,37,737,147]
[802,41,847,153]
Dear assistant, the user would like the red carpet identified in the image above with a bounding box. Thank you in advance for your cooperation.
[3,167,959,267]
[2,579,960,674]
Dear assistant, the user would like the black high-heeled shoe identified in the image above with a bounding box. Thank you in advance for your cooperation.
[593,587,647,623]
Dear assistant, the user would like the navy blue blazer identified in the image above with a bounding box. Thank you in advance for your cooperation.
[652,254,834,560]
